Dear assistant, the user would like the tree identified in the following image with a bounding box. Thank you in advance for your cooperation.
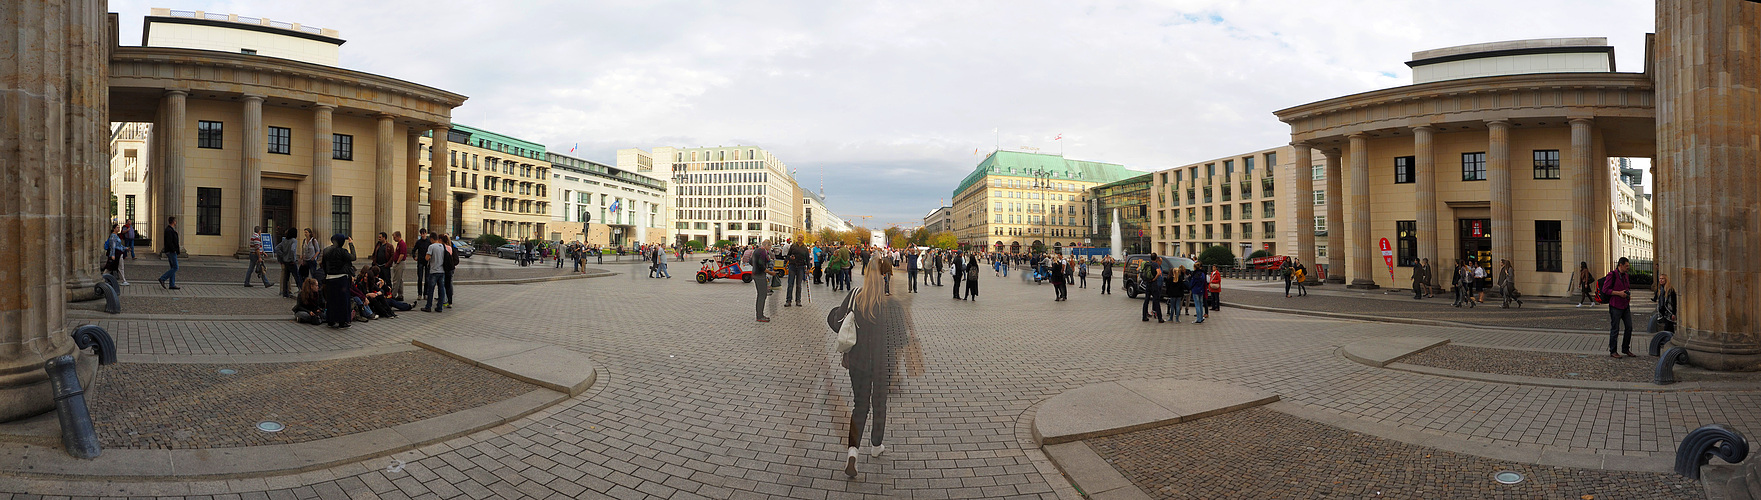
[685,239,706,251]
[1030,241,1046,255]
[883,226,902,246]
[475,234,508,249]
[1198,245,1237,268]
[713,239,736,249]
[1249,249,1272,259]
[816,227,840,246]
[846,226,871,246]
[908,227,930,247]
[928,231,957,249]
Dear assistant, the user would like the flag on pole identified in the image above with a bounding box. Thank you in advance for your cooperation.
[608,199,621,213]
[973,148,979,155]
[1055,134,1062,140]
[570,143,577,153]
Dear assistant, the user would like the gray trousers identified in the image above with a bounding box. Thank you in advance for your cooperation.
[787,265,806,303]
[244,253,270,286]
[754,271,769,319]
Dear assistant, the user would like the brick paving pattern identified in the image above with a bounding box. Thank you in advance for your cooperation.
[80,295,298,316]
[1401,344,1659,382]
[1088,407,1704,499]
[1225,280,1656,332]
[121,256,603,286]
[7,265,1760,498]
[88,350,537,449]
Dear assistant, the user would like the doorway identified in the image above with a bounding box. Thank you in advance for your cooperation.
[1457,217,1492,271]
[263,188,294,239]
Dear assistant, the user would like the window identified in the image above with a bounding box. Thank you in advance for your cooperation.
[1536,221,1562,272]
[1394,156,1415,184]
[1241,203,1252,219]
[1314,215,1327,233]
[1262,201,1275,218]
[331,196,353,237]
[197,121,223,149]
[240,48,257,55]
[196,187,221,235]
[1317,244,1328,258]
[268,126,291,154]
[1221,205,1232,220]
[1533,150,1561,179]
[1462,152,1486,181]
[1244,156,1255,176]
[1313,190,1325,206]
[1263,221,1275,235]
[332,134,353,161]
[1396,221,1417,267]
[125,195,136,224]
[1312,165,1325,180]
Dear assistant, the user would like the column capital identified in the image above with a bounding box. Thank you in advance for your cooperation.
[313,103,336,111]
[241,94,264,102]
[1485,119,1512,128]
[373,113,397,121]
[1320,148,1343,159]
[163,89,188,97]
[1411,124,1436,132]
[432,124,452,132]
[1345,132,1367,139]
[1290,140,1313,149]
[1568,117,1595,125]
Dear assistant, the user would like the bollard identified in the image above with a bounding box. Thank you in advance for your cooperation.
[1655,346,1689,385]
[44,355,100,459]
[101,273,122,298]
[1676,424,1749,480]
[72,325,118,366]
[1649,331,1675,358]
[95,281,119,314]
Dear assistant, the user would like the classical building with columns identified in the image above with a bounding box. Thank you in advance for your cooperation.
[111,10,466,256]
[1274,38,1655,296]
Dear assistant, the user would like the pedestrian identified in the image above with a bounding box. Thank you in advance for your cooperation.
[419,234,447,312]
[840,258,900,478]
[1420,258,1435,298]
[786,240,809,306]
[1100,256,1114,295]
[1189,262,1210,323]
[1050,256,1067,301]
[370,233,393,284]
[299,227,321,284]
[951,251,966,300]
[1452,259,1477,308]
[1651,273,1678,333]
[1168,266,1188,322]
[1473,260,1489,303]
[1283,258,1297,298]
[1575,261,1594,307]
[442,234,459,308]
[964,254,979,300]
[293,278,325,324]
[879,249,893,297]
[275,227,298,298]
[1498,259,1524,308]
[1207,265,1222,312]
[390,231,408,301]
[1603,257,1635,358]
[1077,259,1088,289]
[103,224,126,285]
[1140,255,1164,322]
[155,216,181,290]
[123,221,137,260]
[750,240,774,322]
[1412,258,1428,300]
[243,226,272,287]
[932,250,945,286]
[904,248,919,294]
[320,233,356,328]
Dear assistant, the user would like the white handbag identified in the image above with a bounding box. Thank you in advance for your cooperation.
[830,287,860,353]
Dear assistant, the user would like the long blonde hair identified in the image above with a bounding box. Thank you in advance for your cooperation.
[853,254,889,318]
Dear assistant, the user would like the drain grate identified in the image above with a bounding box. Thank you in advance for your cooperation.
[256,421,285,433]
[1493,471,1524,484]
[217,368,237,375]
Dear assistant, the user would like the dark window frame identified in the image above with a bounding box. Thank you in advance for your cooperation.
[197,120,224,149]
[331,195,353,238]
[1533,150,1561,179]
[268,126,292,155]
[1394,156,1415,184]
[196,187,222,235]
[332,133,353,161]
[1396,220,1417,267]
[1462,152,1486,181]
[1536,220,1563,272]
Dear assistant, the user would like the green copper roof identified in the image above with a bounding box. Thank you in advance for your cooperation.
[952,150,1141,198]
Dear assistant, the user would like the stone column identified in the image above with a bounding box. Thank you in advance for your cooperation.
[160,90,188,238]
[374,115,395,236]
[1657,0,1761,371]
[1346,133,1377,288]
[1486,120,1514,268]
[238,95,264,256]
[311,104,335,236]
[1292,143,1318,284]
[405,128,422,238]
[428,126,451,234]
[1569,118,1595,274]
[1412,125,1439,278]
[1323,148,1345,284]
[0,0,105,422]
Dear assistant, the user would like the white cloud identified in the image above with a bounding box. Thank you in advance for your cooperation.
[110,0,1655,225]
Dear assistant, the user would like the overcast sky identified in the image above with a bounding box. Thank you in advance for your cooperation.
[114,0,1656,227]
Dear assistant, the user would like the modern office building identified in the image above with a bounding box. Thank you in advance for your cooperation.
[803,190,852,235]
[109,123,153,232]
[950,150,1141,253]
[1611,159,1654,263]
[547,152,668,247]
[112,9,465,257]
[416,125,549,240]
[1274,37,1655,295]
[1147,147,1290,261]
[922,206,954,234]
[1089,173,1154,256]
[622,145,801,246]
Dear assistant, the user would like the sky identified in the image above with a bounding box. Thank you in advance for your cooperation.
[113,0,1657,227]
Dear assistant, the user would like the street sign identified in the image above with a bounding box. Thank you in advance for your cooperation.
[1379,237,1396,281]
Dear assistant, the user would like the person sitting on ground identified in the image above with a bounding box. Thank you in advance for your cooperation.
[293,278,326,325]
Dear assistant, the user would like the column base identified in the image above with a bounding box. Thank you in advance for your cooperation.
[65,278,100,302]
[1324,277,1345,284]
[1681,330,1761,372]
[0,343,91,424]
[1347,279,1380,290]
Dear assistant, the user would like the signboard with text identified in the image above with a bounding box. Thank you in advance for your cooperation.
[1379,237,1395,281]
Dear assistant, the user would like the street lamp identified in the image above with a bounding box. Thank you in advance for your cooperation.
[1030,168,1054,253]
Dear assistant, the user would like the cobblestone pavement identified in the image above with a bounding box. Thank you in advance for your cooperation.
[1224,279,1657,332]
[119,255,606,287]
[1087,407,1704,500]
[78,295,298,316]
[8,265,1761,499]
[1399,344,1761,385]
[89,350,537,449]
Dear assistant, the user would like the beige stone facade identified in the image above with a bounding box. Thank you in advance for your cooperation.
[628,146,801,246]
[950,151,1140,253]
[109,123,153,232]
[415,125,550,241]
[1148,147,1290,262]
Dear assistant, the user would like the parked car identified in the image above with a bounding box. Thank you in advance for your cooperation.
[494,244,523,259]
[452,241,474,258]
[1122,254,1196,298]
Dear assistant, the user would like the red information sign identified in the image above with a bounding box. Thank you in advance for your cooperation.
[1471,220,1484,238]
[1379,237,1396,281]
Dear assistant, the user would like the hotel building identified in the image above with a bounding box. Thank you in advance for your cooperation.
[950,150,1140,253]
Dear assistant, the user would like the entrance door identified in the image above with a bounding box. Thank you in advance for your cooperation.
[1457,218,1492,269]
[263,188,294,239]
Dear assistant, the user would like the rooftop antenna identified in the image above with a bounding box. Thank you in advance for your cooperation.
[819,170,825,200]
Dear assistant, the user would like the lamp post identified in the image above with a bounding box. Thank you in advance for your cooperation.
[1030,168,1054,253]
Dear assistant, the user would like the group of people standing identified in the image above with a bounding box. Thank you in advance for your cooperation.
[1135,254,1221,324]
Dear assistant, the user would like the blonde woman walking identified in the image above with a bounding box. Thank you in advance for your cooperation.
[842,258,902,477]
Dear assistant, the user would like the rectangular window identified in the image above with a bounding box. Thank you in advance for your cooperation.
[331,196,353,237]
[1263,221,1275,235]
[1312,165,1324,180]
[1461,152,1486,181]
[1317,244,1328,258]
[332,134,353,161]
[1241,203,1252,219]
[197,121,223,149]
[1394,156,1415,184]
[1262,201,1275,218]
[1533,150,1561,179]
[1244,156,1255,176]
[1314,215,1327,234]
[196,187,221,235]
[1536,220,1563,272]
[1396,221,1417,267]
[1221,205,1232,220]
[268,126,291,154]
[1313,190,1325,206]
[125,195,137,224]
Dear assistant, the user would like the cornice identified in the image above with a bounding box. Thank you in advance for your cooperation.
[111,46,467,107]
[1274,72,1652,123]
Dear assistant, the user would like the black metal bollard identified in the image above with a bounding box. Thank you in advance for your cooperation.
[1655,346,1689,385]
[101,273,122,298]
[44,355,99,459]
[1649,331,1675,357]
[1676,424,1749,480]
[94,280,119,314]
[72,325,118,366]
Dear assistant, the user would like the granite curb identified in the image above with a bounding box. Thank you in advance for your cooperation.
[1340,337,1450,367]
[1385,361,1761,392]
[117,343,419,365]
[1223,300,1609,334]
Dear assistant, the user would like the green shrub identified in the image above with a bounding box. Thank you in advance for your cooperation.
[685,240,707,251]
[713,239,736,249]
[1197,246,1237,268]
[475,234,508,249]
[1249,249,1272,259]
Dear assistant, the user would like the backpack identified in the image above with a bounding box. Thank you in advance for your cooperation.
[445,247,460,270]
[1595,273,1615,304]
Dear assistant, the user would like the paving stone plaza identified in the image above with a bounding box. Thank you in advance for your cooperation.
[3,256,1758,499]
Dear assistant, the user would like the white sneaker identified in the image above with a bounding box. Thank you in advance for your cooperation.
[120,281,130,286]
[871,444,886,457]
[1575,304,1582,307]
[845,447,858,477]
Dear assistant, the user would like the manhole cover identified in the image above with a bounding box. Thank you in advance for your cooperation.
[256,421,285,433]
[217,369,237,375]
[1494,471,1524,484]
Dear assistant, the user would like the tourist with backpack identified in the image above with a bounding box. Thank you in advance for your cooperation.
[1602,257,1635,358]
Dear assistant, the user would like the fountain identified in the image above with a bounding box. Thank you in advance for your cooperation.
[1110,208,1123,260]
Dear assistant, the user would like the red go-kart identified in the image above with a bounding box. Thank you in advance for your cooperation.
[695,258,753,284]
